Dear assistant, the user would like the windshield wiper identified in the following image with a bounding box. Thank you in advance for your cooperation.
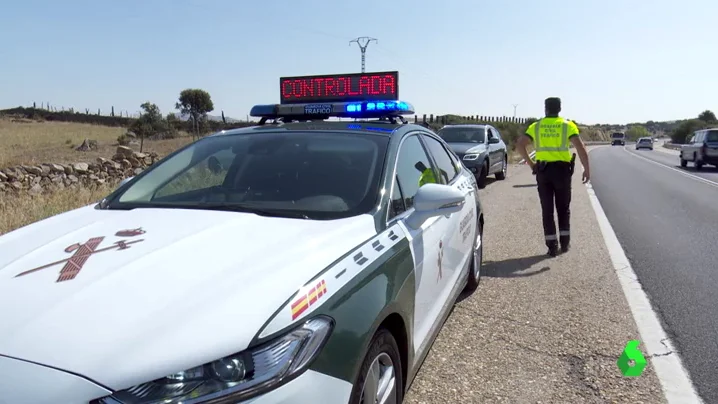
[193,203,312,219]
[103,201,312,219]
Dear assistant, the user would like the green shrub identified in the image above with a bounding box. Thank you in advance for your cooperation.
[671,119,707,144]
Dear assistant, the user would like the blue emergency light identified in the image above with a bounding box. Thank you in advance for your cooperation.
[250,100,415,120]
[344,101,412,113]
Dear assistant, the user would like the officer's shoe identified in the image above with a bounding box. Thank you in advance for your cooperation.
[547,242,559,257]
[560,236,570,254]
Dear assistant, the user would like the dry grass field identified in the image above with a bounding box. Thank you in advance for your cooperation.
[0,118,193,167]
[0,118,198,235]
[0,117,530,236]
[0,184,113,235]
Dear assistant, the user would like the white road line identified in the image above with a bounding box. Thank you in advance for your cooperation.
[584,148,704,403]
[622,147,718,188]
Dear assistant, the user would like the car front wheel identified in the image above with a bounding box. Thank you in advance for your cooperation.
[349,328,403,404]
[476,161,488,189]
[465,217,483,292]
[495,155,507,180]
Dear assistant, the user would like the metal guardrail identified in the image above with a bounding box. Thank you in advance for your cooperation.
[518,151,536,165]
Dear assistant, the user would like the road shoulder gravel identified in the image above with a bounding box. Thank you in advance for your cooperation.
[404,162,667,404]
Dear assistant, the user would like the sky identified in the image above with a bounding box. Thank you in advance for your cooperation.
[0,0,715,125]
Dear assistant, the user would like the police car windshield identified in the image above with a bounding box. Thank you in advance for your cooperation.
[107,131,390,219]
[437,127,485,143]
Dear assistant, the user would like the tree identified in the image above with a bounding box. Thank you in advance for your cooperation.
[698,110,716,123]
[625,125,651,141]
[165,112,180,136]
[175,89,214,140]
[670,119,707,144]
[130,102,165,152]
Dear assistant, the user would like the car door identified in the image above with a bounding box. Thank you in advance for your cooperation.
[385,133,451,355]
[419,133,475,289]
[486,126,502,173]
[705,130,718,160]
[695,131,706,160]
[681,135,695,160]
[688,133,699,160]
[491,125,506,165]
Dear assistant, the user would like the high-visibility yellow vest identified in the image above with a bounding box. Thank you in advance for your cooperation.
[418,168,437,187]
[526,117,579,162]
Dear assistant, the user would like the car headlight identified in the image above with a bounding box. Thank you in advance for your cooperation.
[95,316,333,404]
[463,154,480,161]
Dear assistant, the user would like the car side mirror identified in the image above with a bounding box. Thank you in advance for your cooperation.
[405,183,465,229]
[488,137,500,144]
[118,176,134,189]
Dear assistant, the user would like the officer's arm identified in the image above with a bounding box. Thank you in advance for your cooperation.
[568,127,590,174]
[517,133,534,167]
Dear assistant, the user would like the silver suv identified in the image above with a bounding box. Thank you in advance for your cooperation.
[635,137,653,150]
[437,124,508,188]
[680,128,718,169]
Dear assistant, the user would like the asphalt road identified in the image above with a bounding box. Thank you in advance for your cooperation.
[404,161,666,403]
[590,145,718,403]
[637,141,718,183]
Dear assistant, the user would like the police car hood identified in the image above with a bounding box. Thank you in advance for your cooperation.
[0,204,377,389]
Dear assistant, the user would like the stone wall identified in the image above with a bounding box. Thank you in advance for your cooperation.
[0,146,160,195]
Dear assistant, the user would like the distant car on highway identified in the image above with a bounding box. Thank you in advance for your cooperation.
[635,137,653,150]
[437,124,507,188]
[611,132,626,146]
[680,128,718,169]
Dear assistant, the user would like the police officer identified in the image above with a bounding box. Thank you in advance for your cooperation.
[416,161,449,187]
[517,97,590,257]
[416,161,437,187]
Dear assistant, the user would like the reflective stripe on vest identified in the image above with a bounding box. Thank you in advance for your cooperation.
[534,119,571,162]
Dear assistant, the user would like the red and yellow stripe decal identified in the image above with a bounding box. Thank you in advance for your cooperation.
[291,280,328,320]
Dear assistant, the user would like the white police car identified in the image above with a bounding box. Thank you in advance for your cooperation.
[0,71,485,404]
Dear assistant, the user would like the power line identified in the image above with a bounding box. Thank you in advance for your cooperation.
[349,37,378,73]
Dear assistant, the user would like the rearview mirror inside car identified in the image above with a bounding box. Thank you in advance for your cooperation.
[405,183,465,229]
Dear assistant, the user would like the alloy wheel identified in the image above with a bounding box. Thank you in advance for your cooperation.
[472,222,483,282]
[359,353,397,404]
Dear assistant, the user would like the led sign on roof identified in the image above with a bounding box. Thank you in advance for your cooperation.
[280,71,399,104]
